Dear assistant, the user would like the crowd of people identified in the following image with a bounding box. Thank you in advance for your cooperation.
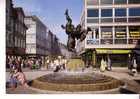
[99,55,138,76]
[6,56,68,89]
[6,55,138,89]
[46,57,67,72]
[6,56,43,70]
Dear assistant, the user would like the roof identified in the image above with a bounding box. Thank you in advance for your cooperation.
[25,15,46,28]
[14,7,25,17]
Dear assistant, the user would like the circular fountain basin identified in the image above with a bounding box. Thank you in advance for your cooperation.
[31,72,124,92]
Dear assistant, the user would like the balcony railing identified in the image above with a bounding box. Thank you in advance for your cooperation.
[101,39,113,44]
[86,38,140,45]
[115,39,127,44]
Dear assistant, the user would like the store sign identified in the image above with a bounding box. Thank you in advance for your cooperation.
[130,31,140,38]
[102,32,112,38]
[115,32,126,38]
[96,49,132,54]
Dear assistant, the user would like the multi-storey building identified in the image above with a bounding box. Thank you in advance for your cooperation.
[51,34,61,57]
[6,0,14,55]
[13,7,27,56]
[24,15,47,58]
[6,0,27,56]
[77,0,140,68]
[46,30,60,56]
[45,29,52,56]
[58,42,75,59]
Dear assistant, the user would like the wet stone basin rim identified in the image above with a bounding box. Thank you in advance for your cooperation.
[31,73,124,92]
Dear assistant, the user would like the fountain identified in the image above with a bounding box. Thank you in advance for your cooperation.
[30,9,124,93]
[31,72,123,92]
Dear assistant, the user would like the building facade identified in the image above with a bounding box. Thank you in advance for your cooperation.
[24,15,47,57]
[6,0,14,55]
[51,34,61,57]
[46,30,60,57]
[77,0,140,68]
[6,0,27,56]
[58,42,75,59]
[45,30,52,56]
[13,8,27,56]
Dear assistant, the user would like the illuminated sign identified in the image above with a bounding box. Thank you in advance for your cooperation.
[115,32,126,38]
[129,31,140,38]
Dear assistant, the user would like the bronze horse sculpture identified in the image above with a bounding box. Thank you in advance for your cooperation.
[61,9,91,51]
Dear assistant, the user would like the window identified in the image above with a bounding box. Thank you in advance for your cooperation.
[101,9,112,17]
[101,18,113,23]
[115,26,127,38]
[86,29,99,45]
[26,34,36,43]
[114,0,127,4]
[87,18,99,23]
[129,26,140,44]
[15,37,18,47]
[129,0,140,4]
[129,8,140,16]
[129,26,140,39]
[101,27,113,38]
[101,0,113,5]
[115,18,127,22]
[129,18,140,22]
[115,27,127,44]
[115,8,126,17]
[87,0,99,5]
[87,9,99,17]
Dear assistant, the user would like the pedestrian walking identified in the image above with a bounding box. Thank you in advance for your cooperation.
[131,58,137,76]
[100,58,106,72]
[107,56,112,71]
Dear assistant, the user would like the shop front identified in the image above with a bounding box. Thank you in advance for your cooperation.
[82,49,133,69]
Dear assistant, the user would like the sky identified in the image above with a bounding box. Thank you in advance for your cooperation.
[13,0,83,44]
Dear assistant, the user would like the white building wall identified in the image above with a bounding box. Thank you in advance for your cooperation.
[25,16,47,56]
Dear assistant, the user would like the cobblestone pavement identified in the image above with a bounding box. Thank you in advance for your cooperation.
[6,67,140,94]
